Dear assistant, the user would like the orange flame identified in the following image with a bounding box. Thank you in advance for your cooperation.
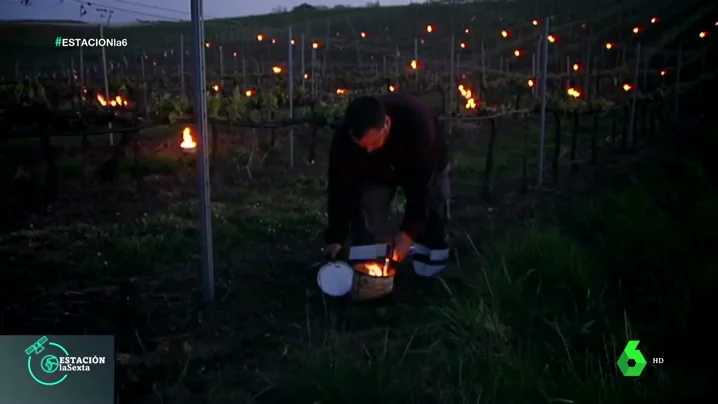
[180,127,197,150]
[567,88,581,98]
[355,261,391,277]
[336,88,348,95]
[458,84,478,109]
[97,94,128,107]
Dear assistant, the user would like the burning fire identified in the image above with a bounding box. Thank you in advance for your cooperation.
[566,88,581,98]
[180,127,197,150]
[97,94,128,107]
[355,261,392,277]
[336,88,348,95]
[410,59,418,70]
[458,84,478,109]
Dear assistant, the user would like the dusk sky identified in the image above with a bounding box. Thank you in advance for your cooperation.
[1,0,415,23]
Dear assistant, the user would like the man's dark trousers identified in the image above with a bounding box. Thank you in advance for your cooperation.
[347,166,451,277]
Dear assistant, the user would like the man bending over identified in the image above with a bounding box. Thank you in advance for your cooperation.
[323,93,451,276]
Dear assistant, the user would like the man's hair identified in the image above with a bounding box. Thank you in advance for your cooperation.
[344,96,386,139]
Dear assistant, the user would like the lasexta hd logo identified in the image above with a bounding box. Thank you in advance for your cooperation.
[25,336,107,386]
[617,340,648,376]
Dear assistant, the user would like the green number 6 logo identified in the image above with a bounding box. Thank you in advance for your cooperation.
[617,340,647,376]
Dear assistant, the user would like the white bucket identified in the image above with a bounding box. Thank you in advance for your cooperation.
[316,261,355,297]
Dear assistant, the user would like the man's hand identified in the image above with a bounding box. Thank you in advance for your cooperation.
[324,243,343,260]
[391,232,413,262]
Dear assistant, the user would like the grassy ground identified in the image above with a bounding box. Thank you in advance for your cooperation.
[1,113,715,402]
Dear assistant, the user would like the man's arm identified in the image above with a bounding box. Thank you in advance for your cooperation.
[324,131,358,245]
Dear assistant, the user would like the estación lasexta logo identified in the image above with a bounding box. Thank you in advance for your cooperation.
[25,336,70,386]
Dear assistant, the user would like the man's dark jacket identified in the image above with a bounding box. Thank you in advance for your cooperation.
[324,92,449,245]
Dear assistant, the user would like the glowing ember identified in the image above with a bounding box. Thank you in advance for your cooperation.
[360,32,367,38]
[388,85,396,92]
[410,59,418,70]
[532,19,539,26]
[312,42,320,49]
[245,89,255,97]
[426,25,434,33]
[547,34,556,43]
[514,49,522,57]
[527,79,535,87]
[566,88,581,98]
[501,30,509,38]
[272,66,283,74]
[460,42,466,49]
[257,34,264,41]
[573,63,580,71]
[180,127,197,150]
[336,88,348,95]
[605,42,614,49]
[212,84,220,92]
[622,83,633,92]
